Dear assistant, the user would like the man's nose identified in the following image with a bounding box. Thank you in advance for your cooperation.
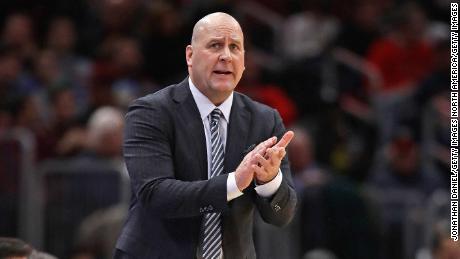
[219,46,232,62]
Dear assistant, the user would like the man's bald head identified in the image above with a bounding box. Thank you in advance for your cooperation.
[185,12,245,105]
[191,12,243,45]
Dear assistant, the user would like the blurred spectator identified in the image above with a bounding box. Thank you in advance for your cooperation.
[47,17,76,56]
[420,91,450,189]
[289,126,380,259]
[430,224,460,259]
[10,94,45,134]
[366,2,434,143]
[238,53,298,127]
[141,2,189,85]
[368,128,444,259]
[0,47,22,131]
[86,106,124,159]
[33,50,61,91]
[288,126,327,190]
[41,86,85,159]
[40,105,124,164]
[81,0,143,57]
[282,0,339,60]
[110,37,158,109]
[88,38,148,116]
[416,220,460,259]
[0,44,38,107]
[2,53,81,161]
[410,29,450,189]
[72,204,128,259]
[402,23,450,139]
[335,0,381,57]
[369,128,443,197]
[0,47,22,92]
[98,0,142,36]
[7,93,53,161]
[0,237,57,259]
[46,16,92,112]
[0,237,33,259]
[49,87,78,132]
[39,106,127,259]
[330,113,378,182]
[62,106,127,259]
[281,0,340,116]
[332,0,382,123]
[303,249,338,259]
[1,13,37,70]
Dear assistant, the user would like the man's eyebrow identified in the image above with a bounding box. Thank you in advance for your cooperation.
[230,35,243,43]
[231,39,243,45]
[205,36,243,47]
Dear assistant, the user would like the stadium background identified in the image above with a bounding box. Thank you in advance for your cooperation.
[0,0,455,259]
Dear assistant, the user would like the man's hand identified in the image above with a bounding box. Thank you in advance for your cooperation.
[253,131,294,184]
[235,136,277,191]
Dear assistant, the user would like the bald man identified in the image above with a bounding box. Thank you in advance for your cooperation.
[114,12,297,259]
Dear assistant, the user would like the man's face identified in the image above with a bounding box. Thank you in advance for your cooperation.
[186,17,245,104]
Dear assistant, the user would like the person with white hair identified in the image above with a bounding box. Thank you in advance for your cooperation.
[87,106,124,158]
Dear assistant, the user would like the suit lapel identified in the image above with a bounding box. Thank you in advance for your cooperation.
[173,79,208,180]
[224,94,251,173]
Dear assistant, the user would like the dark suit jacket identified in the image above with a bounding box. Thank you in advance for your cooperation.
[115,78,297,258]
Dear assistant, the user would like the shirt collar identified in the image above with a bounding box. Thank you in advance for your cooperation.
[188,77,233,123]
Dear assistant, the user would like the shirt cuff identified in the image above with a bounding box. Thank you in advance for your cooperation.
[254,170,283,198]
[227,172,244,201]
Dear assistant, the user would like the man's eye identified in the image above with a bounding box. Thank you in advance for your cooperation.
[230,44,240,50]
[211,43,220,48]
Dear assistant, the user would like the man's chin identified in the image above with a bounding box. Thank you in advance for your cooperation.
[211,82,236,92]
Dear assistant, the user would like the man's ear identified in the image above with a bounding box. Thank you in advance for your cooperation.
[186,45,193,66]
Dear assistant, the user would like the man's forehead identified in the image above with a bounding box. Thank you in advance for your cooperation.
[192,13,244,44]
[206,31,243,41]
[201,23,242,36]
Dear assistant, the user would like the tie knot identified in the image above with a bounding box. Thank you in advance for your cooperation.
[210,108,222,124]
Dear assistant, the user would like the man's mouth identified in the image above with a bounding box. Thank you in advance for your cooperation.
[213,70,232,75]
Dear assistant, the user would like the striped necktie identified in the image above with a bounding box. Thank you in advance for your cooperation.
[201,108,225,259]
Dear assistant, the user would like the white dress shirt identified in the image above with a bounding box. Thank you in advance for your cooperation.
[188,78,282,201]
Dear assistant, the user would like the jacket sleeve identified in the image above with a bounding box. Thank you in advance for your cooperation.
[254,109,297,226]
[124,99,228,218]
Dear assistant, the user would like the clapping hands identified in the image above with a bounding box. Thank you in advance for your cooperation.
[235,131,294,191]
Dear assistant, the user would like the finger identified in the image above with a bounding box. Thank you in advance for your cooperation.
[254,136,277,155]
[252,164,267,178]
[255,154,271,169]
[279,148,286,159]
[264,147,274,159]
[270,148,284,166]
[266,146,283,158]
[276,147,286,159]
[274,131,295,148]
[262,136,277,150]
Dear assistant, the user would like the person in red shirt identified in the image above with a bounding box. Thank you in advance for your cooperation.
[366,2,434,143]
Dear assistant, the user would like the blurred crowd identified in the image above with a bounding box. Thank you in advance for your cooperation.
[0,0,456,259]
